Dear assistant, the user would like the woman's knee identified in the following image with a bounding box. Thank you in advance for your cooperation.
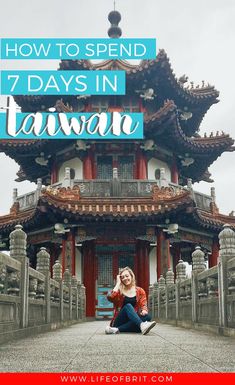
[123,303,133,310]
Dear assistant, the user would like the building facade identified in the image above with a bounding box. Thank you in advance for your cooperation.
[0,11,235,318]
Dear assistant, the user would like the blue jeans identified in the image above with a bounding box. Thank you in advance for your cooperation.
[113,303,151,333]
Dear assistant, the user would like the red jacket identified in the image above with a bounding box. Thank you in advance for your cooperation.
[107,286,148,326]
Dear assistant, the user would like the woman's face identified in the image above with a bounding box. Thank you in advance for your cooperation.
[120,270,132,287]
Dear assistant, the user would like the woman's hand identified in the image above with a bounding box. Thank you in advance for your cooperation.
[113,274,121,292]
[116,274,121,286]
[140,309,148,316]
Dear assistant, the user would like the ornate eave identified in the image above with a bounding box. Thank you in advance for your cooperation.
[1,186,234,237]
[1,99,233,183]
[144,101,234,182]
[192,209,235,232]
[0,186,192,234]
[59,50,219,101]
[13,49,219,135]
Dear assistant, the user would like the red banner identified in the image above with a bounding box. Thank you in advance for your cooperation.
[0,373,234,385]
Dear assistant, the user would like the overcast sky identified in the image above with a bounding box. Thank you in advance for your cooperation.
[0,0,234,215]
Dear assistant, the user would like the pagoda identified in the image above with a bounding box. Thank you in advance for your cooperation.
[0,10,234,318]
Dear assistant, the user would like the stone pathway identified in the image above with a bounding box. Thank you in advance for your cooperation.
[0,321,234,372]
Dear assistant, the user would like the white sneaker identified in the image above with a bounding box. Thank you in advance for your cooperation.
[140,321,156,335]
[105,326,119,334]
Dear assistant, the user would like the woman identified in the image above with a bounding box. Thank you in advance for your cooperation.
[105,266,156,335]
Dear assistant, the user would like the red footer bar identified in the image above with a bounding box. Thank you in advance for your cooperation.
[0,373,234,385]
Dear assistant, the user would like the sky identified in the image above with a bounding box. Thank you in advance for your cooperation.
[0,0,234,215]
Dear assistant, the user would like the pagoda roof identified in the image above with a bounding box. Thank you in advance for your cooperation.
[0,185,192,233]
[192,209,235,232]
[0,186,235,239]
[13,49,219,136]
[59,49,219,102]
[145,100,234,182]
[0,100,233,183]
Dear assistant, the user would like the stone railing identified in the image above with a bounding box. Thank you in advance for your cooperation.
[148,224,235,336]
[0,225,86,344]
[15,175,212,212]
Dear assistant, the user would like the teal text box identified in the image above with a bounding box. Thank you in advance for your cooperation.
[0,70,126,95]
[1,38,156,60]
[0,112,143,139]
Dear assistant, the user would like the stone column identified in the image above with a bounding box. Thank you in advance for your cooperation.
[218,224,235,328]
[36,178,42,200]
[53,260,63,316]
[191,246,206,323]
[175,259,186,322]
[36,247,51,324]
[159,168,168,188]
[63,167,71,188]
[176,259,186,282]
[71,276,79,320]
[63,269,72,320]
[12,188,18,203]
[158,275,166,319]
[166,268,174,319]
[9,224,29,328]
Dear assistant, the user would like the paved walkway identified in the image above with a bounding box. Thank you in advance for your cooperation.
[0,321,234,372]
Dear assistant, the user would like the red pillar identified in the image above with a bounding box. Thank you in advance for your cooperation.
[166,238,171,269]
[113,252,118,280]
[51,161,57,184]
[71,233,76,276]
[157,231,163,280]
[83,151,93,179]
[137,151,147,179]
[173,244,181,276]
[140,242,145,289]
[61,239,66,274]
[143,242,150,298]
[209,238,219,267]
[135,240,141,286]
[83,241,96,317]
[171,159,179,184]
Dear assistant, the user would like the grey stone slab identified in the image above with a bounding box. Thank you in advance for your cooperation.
[66,354,216,372]
[0,321,234,373]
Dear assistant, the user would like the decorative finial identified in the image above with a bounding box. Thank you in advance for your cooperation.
[108,2,122,38]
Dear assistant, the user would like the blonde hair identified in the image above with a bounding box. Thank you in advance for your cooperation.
[119,266,136,293]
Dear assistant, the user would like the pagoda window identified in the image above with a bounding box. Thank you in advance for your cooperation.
[70,168,75,180]
[122,96,139,112]
[118,156,134,179]
[97,156,113,179]
[155,168,161,180]
[91,97,109,112]
[96,155,134,179]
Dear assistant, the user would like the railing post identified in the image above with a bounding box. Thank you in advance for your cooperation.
[63,167,71,188]
[71,276,78,320]
[36,247,51,324]
[175,259,186,322]
[166,268,174,320]
[192,246,206,323]
[9,224,29,328]
[152,282,158,319]
[218,224,235,328]
[52,260,63,321]
[158,275,165,319]
[63,269,72,320]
